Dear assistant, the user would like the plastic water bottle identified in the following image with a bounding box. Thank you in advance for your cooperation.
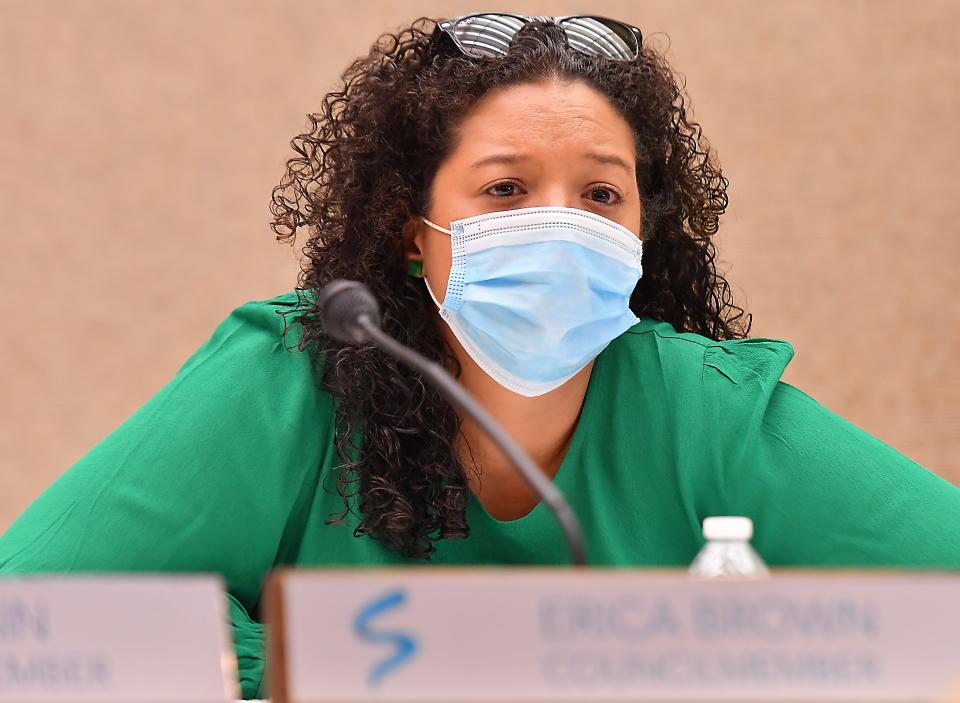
[689,516,769,578]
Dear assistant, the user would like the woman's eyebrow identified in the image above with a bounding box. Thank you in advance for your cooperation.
[585,152,634,174]
[470,152,633,174]
[470,153,527,168]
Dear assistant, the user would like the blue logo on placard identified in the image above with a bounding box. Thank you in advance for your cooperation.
[353,589,418,687]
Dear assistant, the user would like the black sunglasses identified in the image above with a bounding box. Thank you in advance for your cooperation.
[433,13,643,62]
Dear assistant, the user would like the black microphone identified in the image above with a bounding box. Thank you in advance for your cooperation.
[316,279,383,344]
[316,279,588,566]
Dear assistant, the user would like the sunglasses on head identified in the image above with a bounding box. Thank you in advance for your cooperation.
[433,13,643,62]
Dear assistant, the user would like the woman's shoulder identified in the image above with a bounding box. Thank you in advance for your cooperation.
[178,289,318,376]
[617,317,794,385]
[206,288,312,346]
[161,289,333,430]
[610,317,796,394]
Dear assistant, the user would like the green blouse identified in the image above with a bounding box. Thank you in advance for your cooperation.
[2,291,958,698]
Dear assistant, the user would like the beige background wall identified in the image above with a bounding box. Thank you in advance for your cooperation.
[1,0,957,532]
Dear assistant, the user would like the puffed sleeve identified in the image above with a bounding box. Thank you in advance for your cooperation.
[0,293,333,699]
[701,340,960,568]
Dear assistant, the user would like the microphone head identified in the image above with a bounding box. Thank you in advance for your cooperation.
[316,280,381,344]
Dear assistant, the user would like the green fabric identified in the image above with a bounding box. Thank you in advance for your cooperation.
[2,291,958,699]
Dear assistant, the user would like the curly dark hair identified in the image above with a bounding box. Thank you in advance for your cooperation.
[268,16,751,560]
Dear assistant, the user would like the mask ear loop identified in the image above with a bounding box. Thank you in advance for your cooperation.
[421,216,453,235]
[424,276,443,309]
[420,216,453,308]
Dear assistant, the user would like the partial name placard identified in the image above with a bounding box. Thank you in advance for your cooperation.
[265,569,960,702]
[0,574,237,702]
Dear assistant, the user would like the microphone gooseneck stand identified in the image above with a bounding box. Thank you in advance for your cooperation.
[317,279,587,567]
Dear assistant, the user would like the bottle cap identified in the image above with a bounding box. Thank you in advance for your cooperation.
[702,516,753,541]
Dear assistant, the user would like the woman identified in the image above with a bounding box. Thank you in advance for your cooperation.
[2,14,958,699]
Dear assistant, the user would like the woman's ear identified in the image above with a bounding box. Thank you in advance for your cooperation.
[401,217,426,278]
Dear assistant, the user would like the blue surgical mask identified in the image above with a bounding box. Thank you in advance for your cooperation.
[421,206,643,397]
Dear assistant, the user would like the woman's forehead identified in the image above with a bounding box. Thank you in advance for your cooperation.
[450,80,636,163]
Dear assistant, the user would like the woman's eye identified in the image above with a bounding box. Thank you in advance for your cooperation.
[484,181,622,204]
[588,186,622,206]
[486,181,523,198]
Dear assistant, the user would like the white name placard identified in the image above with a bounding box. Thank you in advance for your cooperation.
[0,575,237,702]
[265,569,960,702]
